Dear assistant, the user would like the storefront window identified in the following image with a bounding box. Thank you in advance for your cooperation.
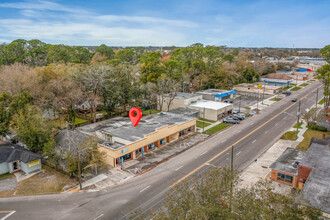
[179,129,187,137]
[160,138,166,145]
[277,173,293,183]
[148,143,156,150]
[188,126,195,132]
[135,148,142,155]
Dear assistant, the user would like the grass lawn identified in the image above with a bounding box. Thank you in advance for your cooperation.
[291,86,302,91]
[281,86,292,91]
[245,106,251,110]
[74,117,88,125]
[318,98,324,105]
[198,118,216,123]
[0,173,14,180]
[296,130,330,151]
[293,122,303,129]
[203,123,229,135]
[269,98,282,101]
[309,79,315,82]
[197,120,211,128]
[280,131,298,141]
[0,165,77,198]
[300,83,308,87]
[261,103,269,106]
[290,83,296,86]
[142,109,160,115]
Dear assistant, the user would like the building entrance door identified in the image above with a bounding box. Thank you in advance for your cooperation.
[12,161,20,172]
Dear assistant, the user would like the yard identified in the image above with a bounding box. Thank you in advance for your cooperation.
[293,122,303,129]
[198,118,216,123]
[269,98,281,102]
[203,123,230,135]
[142,109,160,115]
[290,86,302,91]
[280,131,298,141]
[281,86,292,91]
[74,117,88,125]
[296,130,330,151]
[0,165,77,198]
[318,98,324,105]
[299,83,308,87]
[197,120,211,128]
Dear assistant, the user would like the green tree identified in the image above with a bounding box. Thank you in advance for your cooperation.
[95,44,115,60]
[9,91,33,115]
[115,48,135,64]
[0,104,10,136]
[72,46,92,64]
[146,168,321,220]
[46,44,74,63]
[320,45,330,62]
[316,64,330,116]
[13,108,53,152]
[26,39,48,66]
[4,39,28,64]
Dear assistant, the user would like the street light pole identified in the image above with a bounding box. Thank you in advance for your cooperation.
[203,107,205,132]
[257,90,260,113]
[315,88,318,120]
[262,85,266,104]
[296,101,301,140]
[238,95,241,113]
[76,150,82,190]
[230,145,234,212]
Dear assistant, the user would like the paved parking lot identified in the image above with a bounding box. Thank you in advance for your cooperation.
[0,176,17,192]
[233,94,272,111]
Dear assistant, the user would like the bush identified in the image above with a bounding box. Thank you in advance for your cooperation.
[307,125,327,132]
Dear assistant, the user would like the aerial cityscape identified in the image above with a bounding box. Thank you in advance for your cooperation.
[0,0,329,219]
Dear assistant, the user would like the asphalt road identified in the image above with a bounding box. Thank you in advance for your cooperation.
[0,81,323,220]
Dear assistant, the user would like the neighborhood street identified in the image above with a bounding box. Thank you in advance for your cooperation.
[0,81,322,220]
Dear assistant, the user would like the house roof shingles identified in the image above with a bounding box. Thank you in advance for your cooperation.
[0,143,41,163]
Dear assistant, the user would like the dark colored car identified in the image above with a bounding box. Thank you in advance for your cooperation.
[233,109,240,114]
[223,117,240,124]
[282,91,291,96]
[233,113,245,120]
[224,100,234,103]
[291,98,297,102]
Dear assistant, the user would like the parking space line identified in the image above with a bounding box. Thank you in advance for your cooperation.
[200,151,208,156]
[1,211,16,220]
[175,166,183,171]
[92,214,104,220]
[265,130,268,134]
[252,140,256,143]
[275,123,279,126]
[236,151,241,156]
[139,185,151,193]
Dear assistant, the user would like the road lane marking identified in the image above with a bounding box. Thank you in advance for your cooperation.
[93,214,104,220]
[200,151,208,156]
[265,130,268,134]
[1,211,16,220]
[275,123,279,126]
[250,122,254,125]
[139,185,151,193]
[236,151,241,156]
[252,140,256,143]
[175,166,183,171]
[170,85,321,188]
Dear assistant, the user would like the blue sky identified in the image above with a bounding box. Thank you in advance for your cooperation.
[0,0,329,47]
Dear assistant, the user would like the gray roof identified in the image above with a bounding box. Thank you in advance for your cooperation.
[0,142,41,163]
[299,143,330,214]
[173,92,202,99]
[169,108,199,117]
[197,89,230,95]
[55,129,91,152]
[269,148,305,175]
[76,117,131,134]
[103,112,194,143]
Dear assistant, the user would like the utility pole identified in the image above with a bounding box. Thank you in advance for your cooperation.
[77,150,82,190]
[296,101,301,140]
[296,75,298,86]
[315,88,318,120]
[262,85,266,104]
[203,107,205,132]
[257,90,260,113]
[230,145,234,212]
[238,95,241,112]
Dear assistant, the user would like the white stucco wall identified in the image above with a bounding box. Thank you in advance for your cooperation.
[0,162,9,175]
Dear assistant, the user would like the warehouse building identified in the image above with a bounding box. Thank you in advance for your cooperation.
[196,89,236,102]
[260,73,293,88]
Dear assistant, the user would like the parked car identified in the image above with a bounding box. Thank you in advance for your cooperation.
[282,91,291,96]
[233,109,240,114]
[224,100,233,103]
[233,113,245,120]
[249,110,256,116]
[223,117,240,124]
[291,98,297,102]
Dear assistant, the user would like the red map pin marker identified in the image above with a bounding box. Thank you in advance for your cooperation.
[129,107,142,127]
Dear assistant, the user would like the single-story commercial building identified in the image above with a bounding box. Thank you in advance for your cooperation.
[169,108,199,118]
[233,83,281,95]
[188,100,233,121]
[0,142,42,175]
[196,89,236,102]
[270,137,330,217]
[159,92,202,111]
[78,113,197,167]
[260,73,293,88]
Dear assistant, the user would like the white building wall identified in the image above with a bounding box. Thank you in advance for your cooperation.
[0,162,9,175]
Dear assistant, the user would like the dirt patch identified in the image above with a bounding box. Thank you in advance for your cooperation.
[0,165,77,198]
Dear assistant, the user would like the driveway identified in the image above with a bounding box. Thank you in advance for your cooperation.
[0,176,17,192]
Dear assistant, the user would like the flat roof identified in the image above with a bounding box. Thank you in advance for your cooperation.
[270,148,305,175]
[76,117,131,134]
[169,108,199,116]
[103,112,195,145]
[173,92,202,99]
[197,89,230,95]
[300,143,330,169]
[189,100,232,110]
